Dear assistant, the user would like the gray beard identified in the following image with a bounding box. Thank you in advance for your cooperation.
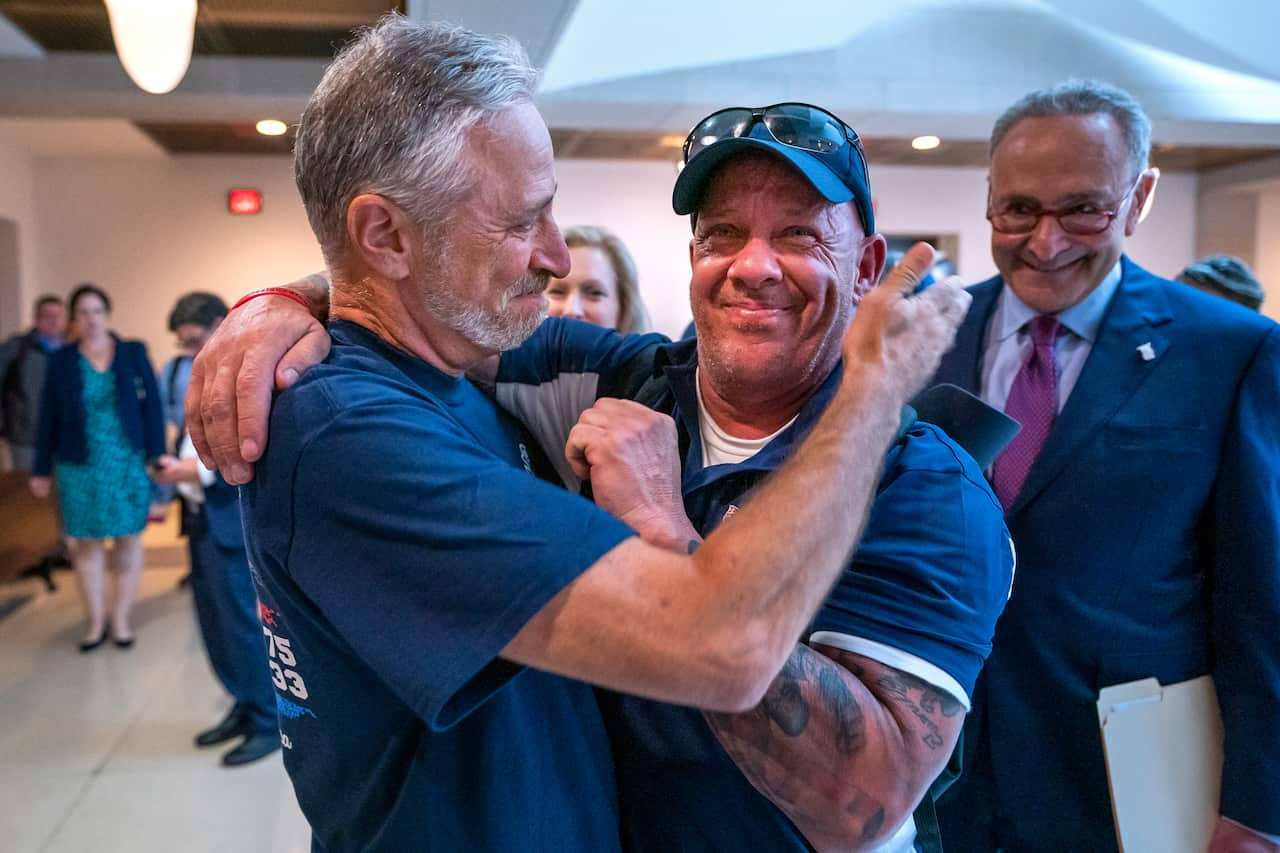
[423,272,548,352]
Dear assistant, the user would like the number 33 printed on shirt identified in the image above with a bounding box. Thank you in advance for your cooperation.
[264,626,309,700]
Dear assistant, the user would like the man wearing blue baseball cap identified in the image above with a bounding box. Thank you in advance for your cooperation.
[509,101,1014,853]
[187,93,1012,853]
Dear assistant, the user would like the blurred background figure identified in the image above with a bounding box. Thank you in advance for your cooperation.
[0,295,70,590]
[1177,254,1266,311]
[160,292,225,437]
[547,225,651,333]
[30,284,165,651]
[1,294,67,472]
[153,292,228,586]
[150,292,279,767]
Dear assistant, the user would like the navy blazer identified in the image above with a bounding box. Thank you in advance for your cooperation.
[33,337,166,476]
[933,257,1280,851]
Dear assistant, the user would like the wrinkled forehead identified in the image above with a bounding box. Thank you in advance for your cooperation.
[989,113,1132,200]
[698,149,840,218]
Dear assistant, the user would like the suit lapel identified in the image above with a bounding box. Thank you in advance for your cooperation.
[1007,257,1174,516]
[936,279,1001,392]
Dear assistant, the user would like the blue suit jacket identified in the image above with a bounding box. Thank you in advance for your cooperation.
[33,337,166,476]
[933,257,1280,851]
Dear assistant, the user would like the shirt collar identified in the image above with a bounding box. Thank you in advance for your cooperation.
[31,330,63,352]
[993,261,1122,344]
[329,319,471,405]
[660,341,842,488]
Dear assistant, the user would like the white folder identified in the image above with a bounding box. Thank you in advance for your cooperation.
[1096,675,1223,853]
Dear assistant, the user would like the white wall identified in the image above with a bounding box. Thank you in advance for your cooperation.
[33,156,322,361]
[22,154,1202,354]
[0,138,38,336]
[1251,189,1280,322]
[1195,181,1280,321]
[1196,187,1257,264]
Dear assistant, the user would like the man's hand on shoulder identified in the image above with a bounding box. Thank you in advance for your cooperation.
[186,281,330,484]
[565,398,700,552]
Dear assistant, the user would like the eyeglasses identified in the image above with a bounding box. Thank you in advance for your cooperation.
[986,174,1145,236]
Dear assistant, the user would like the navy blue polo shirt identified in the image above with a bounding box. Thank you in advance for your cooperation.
[498,320,1014,853]
[242,320,634,852]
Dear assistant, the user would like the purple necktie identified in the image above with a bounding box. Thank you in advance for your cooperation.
[993,315,1061,509]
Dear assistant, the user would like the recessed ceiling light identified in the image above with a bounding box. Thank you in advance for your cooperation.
[256,119,288,137]
[911,135,941,151]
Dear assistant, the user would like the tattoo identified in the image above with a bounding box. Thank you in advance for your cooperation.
[860,807,886,842]
[817,664,864,754]
[918,686,963,718]
[761,652,810,736]
[871,669,959,750]
[841,654,963,753]
[844,786,887,843]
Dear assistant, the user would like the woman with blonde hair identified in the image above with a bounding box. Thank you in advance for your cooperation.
[546,226,651,334]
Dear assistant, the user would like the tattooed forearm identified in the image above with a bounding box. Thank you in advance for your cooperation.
[760,650,811,736]
[857,666,962,751]
[705,644,888,848]
[817,664,864,754]
[707,644,967,851]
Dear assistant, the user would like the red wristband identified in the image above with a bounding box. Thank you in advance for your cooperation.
[231,287,312,313]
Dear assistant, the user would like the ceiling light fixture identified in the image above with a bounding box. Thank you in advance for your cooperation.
[104,0,198,95]
[256,119,289,137]
[911,135,941,151]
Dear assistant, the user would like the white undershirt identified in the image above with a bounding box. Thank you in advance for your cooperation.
[694,369,797,467]
[175,433,217,505]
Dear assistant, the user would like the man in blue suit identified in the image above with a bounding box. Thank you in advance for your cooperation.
[932,80,1280,853]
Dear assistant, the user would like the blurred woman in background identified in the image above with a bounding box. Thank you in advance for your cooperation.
[30,284,165,651]
[546,225,651,334]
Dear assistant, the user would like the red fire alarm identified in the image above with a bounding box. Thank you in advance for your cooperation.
[228,188,263,215]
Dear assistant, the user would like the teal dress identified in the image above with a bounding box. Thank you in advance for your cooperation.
[54,356,153,539]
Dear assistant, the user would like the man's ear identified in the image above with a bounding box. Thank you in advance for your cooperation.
[1125,167,1160,236]
[853,233,888,301]
[346,194,416,281]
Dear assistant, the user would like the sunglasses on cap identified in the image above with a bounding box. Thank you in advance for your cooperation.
[676,102,875,233]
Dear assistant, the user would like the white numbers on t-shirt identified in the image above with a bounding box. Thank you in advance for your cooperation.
[264,627,309,700]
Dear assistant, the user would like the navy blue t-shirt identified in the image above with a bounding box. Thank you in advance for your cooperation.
[498,320,1014,853]
[242,320,634,852]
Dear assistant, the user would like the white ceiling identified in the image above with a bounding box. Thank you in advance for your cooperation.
[1,0,1278,159]
[536,0,1280,145]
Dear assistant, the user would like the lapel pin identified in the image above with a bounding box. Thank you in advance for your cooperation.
[1137,342,1155,361]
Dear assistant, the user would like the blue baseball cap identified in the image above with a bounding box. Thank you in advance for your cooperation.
[672,103,875,234]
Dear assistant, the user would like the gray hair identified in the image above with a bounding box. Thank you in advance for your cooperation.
[1177,255,1265,311]
[563,225,651,335]
[990,80,1152,178]
[293,14,539,265]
